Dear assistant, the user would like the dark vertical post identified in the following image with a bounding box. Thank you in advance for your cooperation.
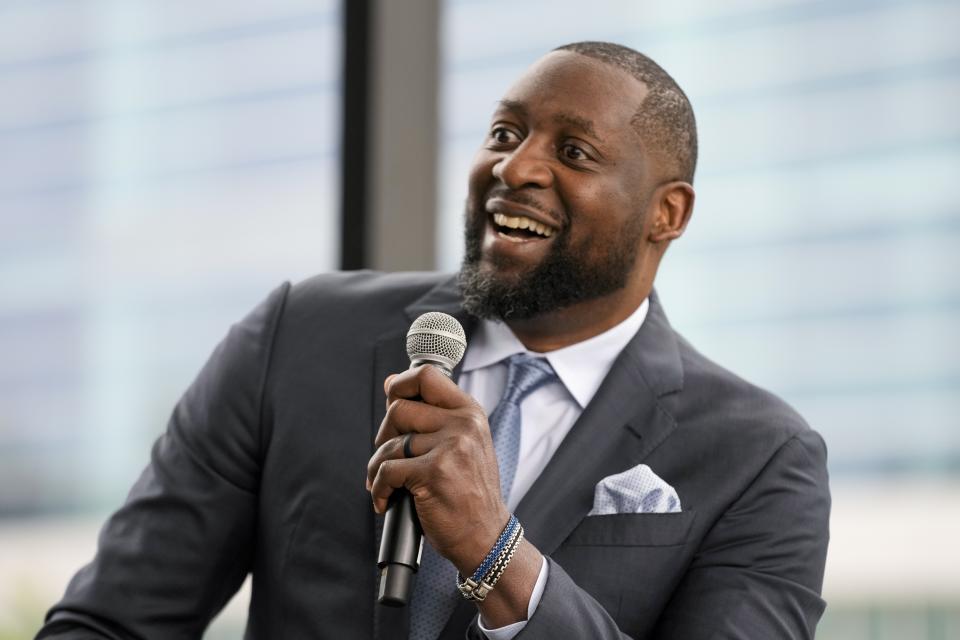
[340,0,372,270]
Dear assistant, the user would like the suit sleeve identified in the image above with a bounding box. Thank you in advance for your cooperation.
[482,428,829,640]
[36,283,290,640]
[653,430,830,639]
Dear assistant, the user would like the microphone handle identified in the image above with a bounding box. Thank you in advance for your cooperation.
[377,488,423,606]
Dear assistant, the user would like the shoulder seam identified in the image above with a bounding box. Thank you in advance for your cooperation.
[720,432,808,518]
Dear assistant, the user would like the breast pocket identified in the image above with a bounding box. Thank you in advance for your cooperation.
[554,512,698,636]
[564,511,697,547]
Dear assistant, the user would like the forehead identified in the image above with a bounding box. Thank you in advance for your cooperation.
[499,51,648,137]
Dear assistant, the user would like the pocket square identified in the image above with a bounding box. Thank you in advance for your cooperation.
[588,464,681,515]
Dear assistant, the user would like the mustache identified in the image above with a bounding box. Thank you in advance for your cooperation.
[483,188,564,225]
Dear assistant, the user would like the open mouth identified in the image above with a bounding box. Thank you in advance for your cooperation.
[491,212,556,242]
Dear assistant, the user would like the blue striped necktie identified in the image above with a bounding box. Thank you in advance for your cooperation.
[408,352,557,640]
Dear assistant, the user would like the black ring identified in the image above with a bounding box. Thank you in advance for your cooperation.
[402,433,415,459]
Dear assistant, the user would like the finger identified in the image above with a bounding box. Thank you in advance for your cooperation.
[386,365,470,410]
[366,432,445,489]
[374,397,455,447]
[383,373,398,409]
[369,457,426,514]
[383,373,398,393]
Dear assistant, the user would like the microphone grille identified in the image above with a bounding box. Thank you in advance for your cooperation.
[406,312,467,373]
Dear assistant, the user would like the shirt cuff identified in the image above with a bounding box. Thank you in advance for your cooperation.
[477,556,549,640]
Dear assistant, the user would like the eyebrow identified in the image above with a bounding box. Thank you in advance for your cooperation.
[496,99,528,118]
[553,112,602,142]
[496,99,603,142]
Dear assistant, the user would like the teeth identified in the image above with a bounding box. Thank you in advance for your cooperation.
[492,212,554,237]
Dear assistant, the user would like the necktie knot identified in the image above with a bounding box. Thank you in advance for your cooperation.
[500,352,557,406]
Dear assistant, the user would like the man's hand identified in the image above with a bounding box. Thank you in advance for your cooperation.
[366,364,510,574]
[366,364,545,628]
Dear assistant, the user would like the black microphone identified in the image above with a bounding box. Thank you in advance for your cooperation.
[377,312,467,607]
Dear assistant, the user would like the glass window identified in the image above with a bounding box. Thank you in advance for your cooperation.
[0,0,342,516]
[437,0,960,481]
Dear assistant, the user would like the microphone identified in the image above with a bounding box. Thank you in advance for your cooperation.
[377,312,467,607]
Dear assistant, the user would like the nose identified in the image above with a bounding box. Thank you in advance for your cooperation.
[491,139,554,190]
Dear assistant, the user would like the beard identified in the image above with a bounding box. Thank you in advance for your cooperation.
[458,204,645,321]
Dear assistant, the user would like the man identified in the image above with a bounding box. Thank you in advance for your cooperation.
[39,42,830,639]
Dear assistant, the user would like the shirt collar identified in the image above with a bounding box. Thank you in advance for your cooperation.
[461,298,650,408]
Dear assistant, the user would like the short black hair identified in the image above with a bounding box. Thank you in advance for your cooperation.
[555,41,698,183]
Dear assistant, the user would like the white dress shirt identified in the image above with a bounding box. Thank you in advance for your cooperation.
[459,298,649,639]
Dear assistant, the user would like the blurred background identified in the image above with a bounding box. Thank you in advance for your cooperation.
[1,0,958,638]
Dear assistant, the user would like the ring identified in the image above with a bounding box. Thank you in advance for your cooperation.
[401,433,415,459]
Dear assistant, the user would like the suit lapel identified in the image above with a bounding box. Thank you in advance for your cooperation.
[515,291,683,555]
[371,277,474,640]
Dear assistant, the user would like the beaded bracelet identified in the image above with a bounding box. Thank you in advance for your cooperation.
[456,514,524,602]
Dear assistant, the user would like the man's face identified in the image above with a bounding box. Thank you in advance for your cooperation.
[459,51,657,321]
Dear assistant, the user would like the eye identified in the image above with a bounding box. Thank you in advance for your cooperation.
[561,143,589,161]
[489,126,520,146]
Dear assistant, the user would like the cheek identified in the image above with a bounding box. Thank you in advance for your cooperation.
[467,151,496,195]
[565,184,628,225]
[566,193,643,250]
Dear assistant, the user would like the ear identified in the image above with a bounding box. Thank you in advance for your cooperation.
[649,182,695,243]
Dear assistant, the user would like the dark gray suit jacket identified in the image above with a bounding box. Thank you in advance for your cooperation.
[38,271,830,639]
